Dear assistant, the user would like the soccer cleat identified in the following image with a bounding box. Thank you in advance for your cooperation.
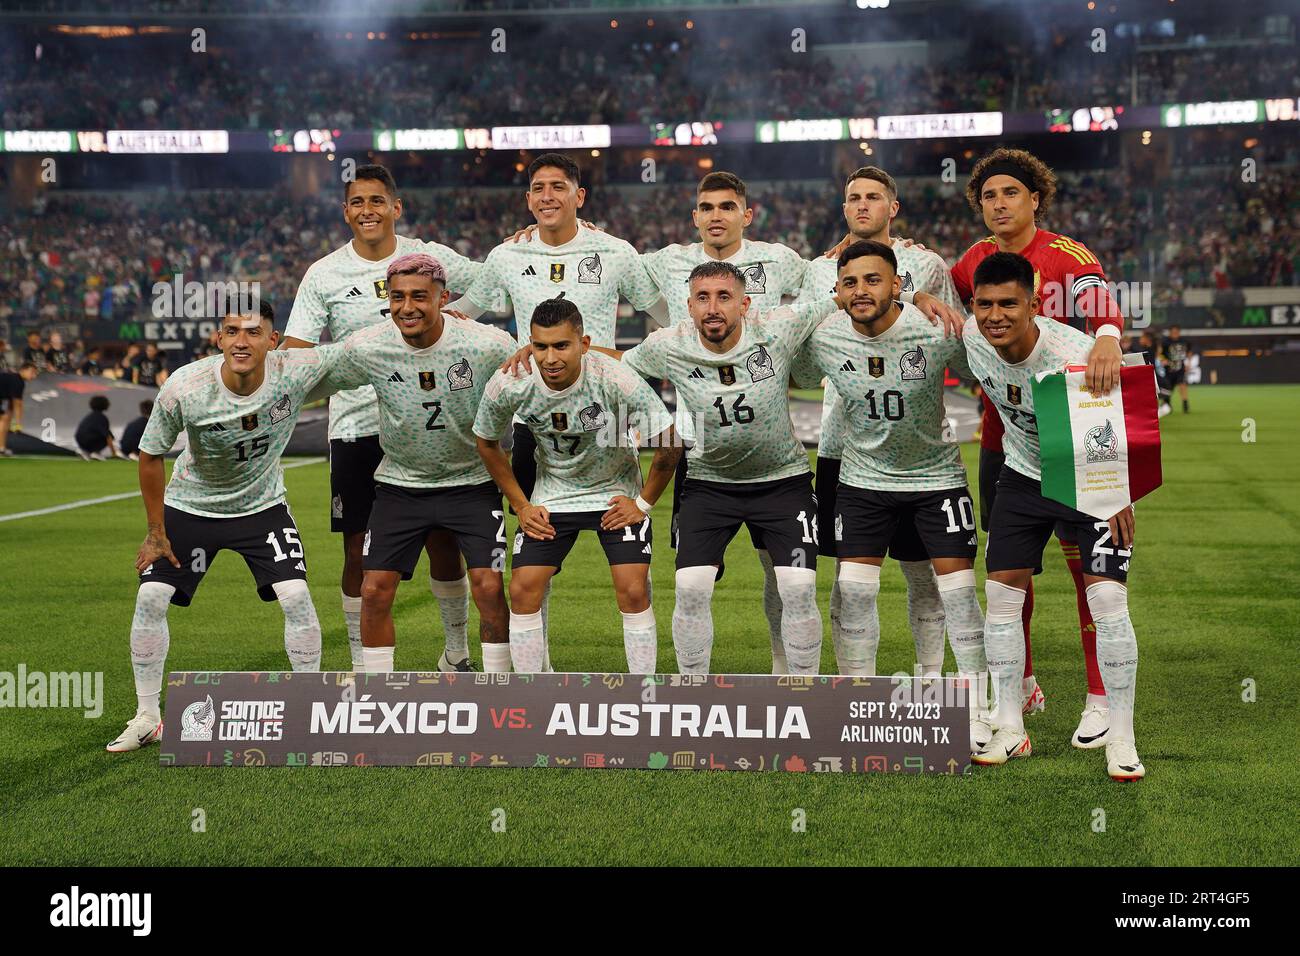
[971,727,1031,766]
[1106,739,1146,782]
[969,713,994,754]
[1158,403,1172,418]
[1071,704,1110,749]
[438,650,477,673]
[1022,675,1046,715]
[106,712,163,752]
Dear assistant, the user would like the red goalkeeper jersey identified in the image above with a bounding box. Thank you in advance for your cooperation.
[951,227,1124,451]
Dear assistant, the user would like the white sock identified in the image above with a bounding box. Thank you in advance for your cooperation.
[274,579,322,672]
[1087,581,1138,742]
[540,580,553,671]
[622,606,658,674]
[775,565,822,675]
[672,566,716,675]
[936,569,988,713]
[757,550,785,671]
[362,645,394,674]
[341,591,364,669]
[984,581,1027,732]
[130,582,175,719]
[827,566,842,673]
[508,610,546,673]
[1086,692,1109,710]
[834,562,881,676]
[430,575,470,660]
[901,560,946,676]
[482,642,512,673]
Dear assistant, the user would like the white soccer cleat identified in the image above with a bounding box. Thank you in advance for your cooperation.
[106,712,163,752]
[1071,703,1110,749]
[969,712,994,754]
[971,727,1032,766]
[1022,675,1046,715]
[1158,403,1172,418]
[1106,739,1146,782]
[438,649,477,673]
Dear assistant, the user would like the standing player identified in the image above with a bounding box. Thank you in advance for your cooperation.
[327,254,516,674]
[793,166,965,681]
[474,298,680,673]
[1161,325,1191,414]
[798,241,990,749]
[0,363,38,456]
[107,301,339,752]
[923,147,1126,746]
[283,163,485,673]
[963,253,1143,781]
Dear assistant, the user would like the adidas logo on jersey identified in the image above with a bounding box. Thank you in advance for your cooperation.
[525,414,544,425]
[840,359,856,372]
[688,367,705,380]
[207,422,227,432]
[388,372,405,383]
[345,287,363,297]
[521,265,537,276]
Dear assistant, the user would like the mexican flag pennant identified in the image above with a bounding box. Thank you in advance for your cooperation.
[1032,359,1162,520]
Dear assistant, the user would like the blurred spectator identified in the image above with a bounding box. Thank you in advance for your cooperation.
[118,342,142,380]
[0,339,11,373]
[78,347,105,376]
[22,330,47,370]
[120,399,152,461]
[134,342,167,386]
[74,394,117,460]
[193,329,222,362]
[45,331,69,372]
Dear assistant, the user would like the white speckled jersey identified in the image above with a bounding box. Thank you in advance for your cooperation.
[285,235,480,441]
[462,229,661,349]
[962,315,1093,480]
[139,347,344,517]
[622,298,837,483]
[801,304,972,491]
[328,317,516,488]
[794,238,963,458]
[642,237,808,327]
[473,351,674,512]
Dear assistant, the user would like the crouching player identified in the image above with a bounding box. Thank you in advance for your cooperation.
[109,301,340,752]
[964,253,1143,781]
[475,298,681,673]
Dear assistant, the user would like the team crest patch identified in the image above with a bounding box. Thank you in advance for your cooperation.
[268,392,292,424]
[578,401,607,431]
[374,278,388,299]
[1007,383,1022,406]
[900,270,915,293]
[551,412,569,431]
[742,262,767,294]
[1085,420,1119,463]
[577,252,602,284]
[513,531,524,555]
[718,365,736,386]
[419,371,437,391]
[868,356,885,378]
[180,695,215,742]
[241,413,259,431]
[447,357,473,390]
[550,263,565,283]
[747,344,774,382]
[331,495,343,519]
[900,345,927,381]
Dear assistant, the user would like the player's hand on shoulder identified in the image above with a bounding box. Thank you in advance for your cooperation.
[519,503,555,540]
[601,495,646,531]
[136,528,180,572]
[1086,335,1122,397]
[823,232,852,259]
[500,343,535,376]
[895,236,930,252]
[914,291,965,338]
[444,308,473,323]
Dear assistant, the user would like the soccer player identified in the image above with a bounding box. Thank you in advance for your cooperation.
[1161,325,1191,414]
[797,240,990,749]
[474,298,681,673]
[925,147,1126,746]
[963,252,1143,782]
[793,166,965,682]
[121,400,153,460]
[107,301,340,752]
[0,363,38,456]
[283,163,486,672]
[326,254,517,675]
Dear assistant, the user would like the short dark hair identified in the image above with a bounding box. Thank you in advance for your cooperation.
[140,400,154,415]
[18,362,37,373]
[527,153,581,187]
[530,297,583,333]
[972,251,1036,295]
[838,239,897,275]
[347,163,398,200]
[846,166,898,201]
[698,171,747,200]
[90,395,110,412]
[688,260,747,290]
[226,299,276,326]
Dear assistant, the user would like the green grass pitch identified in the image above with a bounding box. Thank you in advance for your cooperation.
[2,384,1296,866]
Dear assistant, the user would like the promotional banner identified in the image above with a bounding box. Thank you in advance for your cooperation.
[160,671,971,775]
[1033,362,1162,520]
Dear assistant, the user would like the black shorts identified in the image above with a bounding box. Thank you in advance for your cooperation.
[512,510,653,572]
[978,447,1004,533]
[329,435,384,534]
[672,455,766,552]
[985,467,1131,582]
[815,455,930,562]
[1166,367,1186,387]
[363,481,506,579]
[835,484,978,562]
[139,503,307,607]
[676,473,818,571]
